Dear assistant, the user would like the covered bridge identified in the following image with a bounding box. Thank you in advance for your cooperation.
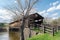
[9,13,44,31]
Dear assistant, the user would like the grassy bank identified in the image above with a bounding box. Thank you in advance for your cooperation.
[27,31,60,40]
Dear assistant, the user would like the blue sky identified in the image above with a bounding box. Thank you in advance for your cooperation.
[0,0,60,23]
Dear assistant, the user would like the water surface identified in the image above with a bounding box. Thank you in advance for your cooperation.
[0,32,9,40]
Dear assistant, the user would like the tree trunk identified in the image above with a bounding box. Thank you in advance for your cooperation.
[28,17,31,38]
[29,28,31,37]
[20,17,25,40]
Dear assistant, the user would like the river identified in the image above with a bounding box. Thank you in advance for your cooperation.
[0,28,36,40]
[0,32,20,40]
[0,32,9,40]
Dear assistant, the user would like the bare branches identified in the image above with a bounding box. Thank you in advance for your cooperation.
[4,5,21,21]
[16,0,39,15]
[29,0,39,11]
[4,0,39,21]
[4,6,17,16]
[16,0,24,11]
[25,0,39,16]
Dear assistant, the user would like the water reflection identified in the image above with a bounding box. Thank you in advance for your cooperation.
[0,32,20,40]
[0,32,9,40]
[9,31,20,40]
[0,31,36,40]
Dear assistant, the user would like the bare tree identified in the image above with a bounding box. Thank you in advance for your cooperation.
[17,0,39,40]
[4,0,39,40]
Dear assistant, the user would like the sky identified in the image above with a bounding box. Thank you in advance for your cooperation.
[0,0,60,23]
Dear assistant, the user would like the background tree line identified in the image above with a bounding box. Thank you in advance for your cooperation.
[43,17,60,26]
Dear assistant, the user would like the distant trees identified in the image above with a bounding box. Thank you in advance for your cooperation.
[0,23,5,27]
[51,20,58,26]
[57,18,60,26]
[50,17,60,26]
[43,17,60,26]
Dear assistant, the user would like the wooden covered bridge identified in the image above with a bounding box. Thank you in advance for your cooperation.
[9,13,44,32]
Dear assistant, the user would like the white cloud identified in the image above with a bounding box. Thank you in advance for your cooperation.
[50,1,59,6]
[0,9,12,23]
[0,9,11,16]
[29,8,37,14]
[52,16,58,20]
[0,9,8,14]
[43,13,49,17]
[38,10,46,15]
[0,16,4,19]
[47,6,56,12]
[38,1,60,20]
[38,10,49,17]
[51,13,58,17]
[47,4,60,12]
[56,4,60,9]
[47,1,60,12]
[14,1,17,3]
[38,2,60,19]
[53,1,59,6]
[48,13,58,20]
